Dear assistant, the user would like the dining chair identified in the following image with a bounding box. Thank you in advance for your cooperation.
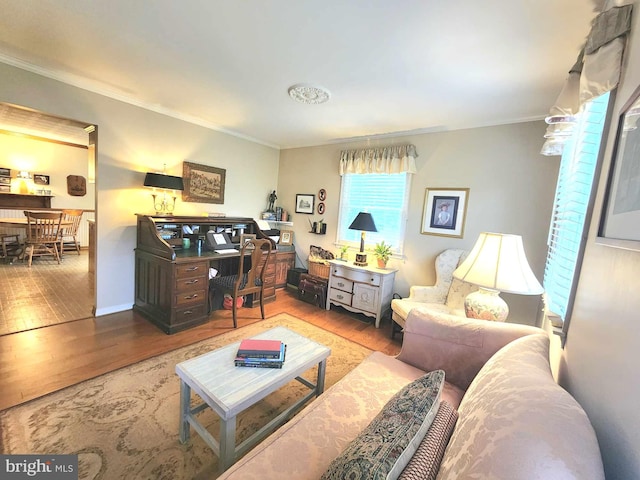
[59,209,83,256]
[23,210,63,267]
[209,238,273,328]
[1,234,21,263]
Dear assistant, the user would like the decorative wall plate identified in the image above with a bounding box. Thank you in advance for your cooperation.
[318,188,326,201]
[317,202,325,214]
[67,175,87,196]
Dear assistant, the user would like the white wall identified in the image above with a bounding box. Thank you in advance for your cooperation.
[279,121,558,324]
[0,62,280,316]
[0,134,95,210]
[556,2,640,478]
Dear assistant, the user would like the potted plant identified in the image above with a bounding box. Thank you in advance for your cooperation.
[338,245,349,261]
[373,241,393,268]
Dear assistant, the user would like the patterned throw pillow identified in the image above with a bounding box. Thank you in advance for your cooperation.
[321,370,445,480]
[398,401,458,480]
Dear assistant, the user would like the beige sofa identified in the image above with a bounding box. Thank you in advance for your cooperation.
[219,308,604,479]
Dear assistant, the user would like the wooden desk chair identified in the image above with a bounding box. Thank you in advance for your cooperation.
[23,210,63,267]
[59,209,83,256]
[209,238,273,328]
[1,234,21,263]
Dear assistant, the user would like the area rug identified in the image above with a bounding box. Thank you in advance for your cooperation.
[0,313,372,480]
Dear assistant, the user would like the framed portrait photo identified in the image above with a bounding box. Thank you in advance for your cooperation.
[597,83,640,251]
[240,233,257,249]
[280,229,294,245]
[421,187,469,238]
[183,161,226,204]
[295,194,315,214]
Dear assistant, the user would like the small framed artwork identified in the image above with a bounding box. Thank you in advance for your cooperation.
[34,174,50,185]
[318,188,327,201]
[597,83,640,251]
[240,233,257,249]
[0,168,10,176]
[295,194,315,214]
[0,176,10,185]
[421,187,469,238]
[317,202,325,214]
[280,230,294,245]
[0,185,10,193]
[183,161,226,204]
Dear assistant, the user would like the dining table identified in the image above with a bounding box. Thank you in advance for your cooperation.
[0,217,73,229]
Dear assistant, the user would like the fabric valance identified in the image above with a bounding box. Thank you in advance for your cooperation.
[541,3,633,156]
[339,144,417,175]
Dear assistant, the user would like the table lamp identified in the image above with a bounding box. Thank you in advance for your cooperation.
[143,170,184,215]
[348,212,377,266]
[452,232,543,321]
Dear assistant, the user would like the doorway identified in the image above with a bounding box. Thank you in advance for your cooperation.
[0,103,97,335]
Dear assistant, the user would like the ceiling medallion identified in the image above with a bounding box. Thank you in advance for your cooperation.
[288,84,331,104]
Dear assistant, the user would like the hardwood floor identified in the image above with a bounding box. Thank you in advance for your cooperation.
[0,289,401,411]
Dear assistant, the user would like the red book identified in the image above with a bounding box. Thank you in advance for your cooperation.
[237,339,283,358]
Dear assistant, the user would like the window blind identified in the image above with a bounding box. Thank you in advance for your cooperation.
[337,173,410,255]
[544,91,610,323]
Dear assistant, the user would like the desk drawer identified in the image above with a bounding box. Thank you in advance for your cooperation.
[175,276,207,292]
[329,287,352,306]
[173,304,208,323]
[331,265,381,286]
[174,289,207,307]
[176,262,208,279]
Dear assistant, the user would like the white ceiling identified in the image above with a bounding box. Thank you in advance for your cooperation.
[0,1,602,149]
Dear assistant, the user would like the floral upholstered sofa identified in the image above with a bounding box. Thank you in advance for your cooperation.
[219,308,604,479]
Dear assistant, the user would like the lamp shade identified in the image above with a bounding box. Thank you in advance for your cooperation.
[453,232,544,295]
[348,212,378,232]
[143,172,184,191]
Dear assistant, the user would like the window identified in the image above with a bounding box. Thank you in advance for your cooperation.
[337,172,411,255]
[544,91,610,327]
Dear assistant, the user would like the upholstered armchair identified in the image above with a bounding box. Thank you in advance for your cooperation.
[390,249,477,338]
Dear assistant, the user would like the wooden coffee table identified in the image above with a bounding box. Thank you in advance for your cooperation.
[175,326,331,472]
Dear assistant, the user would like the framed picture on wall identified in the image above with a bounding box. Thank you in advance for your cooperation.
[295,194,315,214]
[182,161,226,204]
[597,83,640,251]
[421,187,469,238]
[34,174,50,185]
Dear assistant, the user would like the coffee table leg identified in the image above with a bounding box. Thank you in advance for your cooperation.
[179,380,191,443]
[316,359,327,395]
[219,416,237,472]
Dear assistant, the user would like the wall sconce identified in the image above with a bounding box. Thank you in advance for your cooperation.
[348,212,377,266]
[143,169,184,216]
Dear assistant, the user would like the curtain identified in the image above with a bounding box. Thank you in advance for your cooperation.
[541,3,633,156]
[339,144,417,175]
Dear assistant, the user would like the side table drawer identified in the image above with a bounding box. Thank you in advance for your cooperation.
[332,265,380,286]
[329,287,353,306]
[332,276,354,293]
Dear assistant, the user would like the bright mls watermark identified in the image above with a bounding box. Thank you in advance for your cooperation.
[1,455,78,479]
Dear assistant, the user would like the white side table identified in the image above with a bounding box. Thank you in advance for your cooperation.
[325,259,397,328]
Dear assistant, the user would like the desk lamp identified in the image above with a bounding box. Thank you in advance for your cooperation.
[348,212,377,267]
[452,232,543,321]
[143,169,184,216]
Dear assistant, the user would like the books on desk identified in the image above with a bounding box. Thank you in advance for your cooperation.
[235,339,286,368]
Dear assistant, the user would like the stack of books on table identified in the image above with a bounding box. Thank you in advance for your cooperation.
[235,338,286,369]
